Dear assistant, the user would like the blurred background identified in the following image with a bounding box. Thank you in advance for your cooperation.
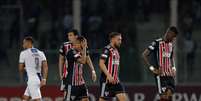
[0,0,201,100]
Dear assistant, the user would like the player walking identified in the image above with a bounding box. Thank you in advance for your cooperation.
[19,36,48,101]
[99,32,127,101]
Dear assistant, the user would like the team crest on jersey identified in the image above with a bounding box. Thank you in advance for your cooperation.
[104,91,109,96]
[71,96,76,100]
[162,87,166,92]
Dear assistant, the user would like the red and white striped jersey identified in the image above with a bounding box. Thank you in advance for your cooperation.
[59,42,72,78]
[148,38,175,77]
[100,45,120,83]
[65,49,85,86]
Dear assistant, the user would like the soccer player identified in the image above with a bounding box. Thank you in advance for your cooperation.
[59,29,79,91]
[99,32,127,101]
[19,36,48,101]
[64,36,94,101]
[142,26,178,101]
[59,30,96,97]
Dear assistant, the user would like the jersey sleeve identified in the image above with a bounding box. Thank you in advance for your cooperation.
[19,52,25,64]
[148,40,157,51]
[59,44,65,56]
[100,48,110,60]
[41,51,47,61]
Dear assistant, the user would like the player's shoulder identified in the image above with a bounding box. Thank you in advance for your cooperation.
[155,38,163,42]
[20,49,27,56]
[63,41,72,45]
[104,45,112,50]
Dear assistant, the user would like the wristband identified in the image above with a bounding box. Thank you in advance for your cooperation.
[172,67,176,71]
[149,66,155,71]
[92,70,96,73]
[42,79,46,81]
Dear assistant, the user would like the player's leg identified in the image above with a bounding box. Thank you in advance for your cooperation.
[161,77,175,101]
[99,97,106,101]
[80,85,89,101]
[158,77,175,101]
[114,83,127,101]
[99,82,107,101]
[63,85,72,101]
[28,83,42,101]
[22,87,31,101]
[116,93,127,101]
[81,97,89,101]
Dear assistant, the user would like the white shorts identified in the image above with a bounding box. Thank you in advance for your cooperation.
[24,81,41,99]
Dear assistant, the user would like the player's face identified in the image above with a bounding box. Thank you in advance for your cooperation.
[113,35,122,48]
[165,31,177,42]
[73,41,82,51]
[68,32,77,42]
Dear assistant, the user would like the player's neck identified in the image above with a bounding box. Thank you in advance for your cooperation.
[163,37,169,43]
[110,43,116,49]
[26,45,33,49]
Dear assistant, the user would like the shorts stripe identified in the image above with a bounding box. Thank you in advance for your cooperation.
[66,85,72,101]
[156,76,162,94]
[101,82,106,97]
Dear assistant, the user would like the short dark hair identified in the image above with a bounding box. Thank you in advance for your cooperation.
[77,36,85,43]
[168,26,178,35]
[68,29,79,36]
[24,36,34,43]
[109,32,121,40]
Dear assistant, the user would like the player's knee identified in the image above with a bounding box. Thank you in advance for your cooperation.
[166,89,173,96]
[32,99,41,101]
[22,95,29,101]
[99,97,105,101]
[81,98,89,101]
[117,93,127,101]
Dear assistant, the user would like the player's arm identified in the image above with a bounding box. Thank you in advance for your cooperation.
[19,52,25,83]
[171,51,176,76]
[77,39,88,64]
[99,48,115,84]
[41,52,48,87]
[58,44,65,80]
[58,54,65,80]
[99,58,115,84]
[142,49,152,67]
[18,63,25,82]
[77,47,87,64]
[86,55,97,82]
[142,41,160,75]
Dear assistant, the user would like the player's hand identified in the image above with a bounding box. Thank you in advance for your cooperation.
[91,70,97,82]
[172,67,176,77]
[152,68,161,75]
[40,79,46,87]
[149,66,161,75]
[106,75,116,84]
[81,38,87,48]
[60,75,63,80]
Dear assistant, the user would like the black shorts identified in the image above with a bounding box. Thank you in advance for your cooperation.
[64,84,88,101]
[100,82,125,99]
[155,76,175,95]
